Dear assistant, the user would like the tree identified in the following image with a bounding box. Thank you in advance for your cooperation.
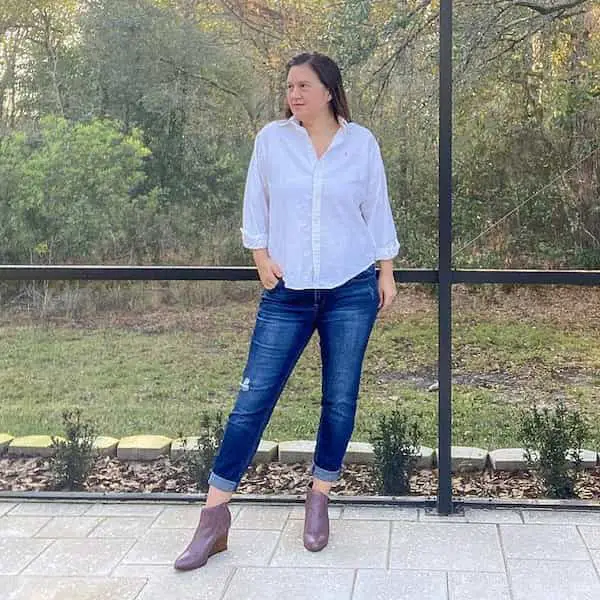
[0,116,157,263]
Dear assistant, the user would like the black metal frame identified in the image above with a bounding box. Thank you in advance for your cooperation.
[438,0,454,516]
[1,267,599,286]
[1,0,600,513]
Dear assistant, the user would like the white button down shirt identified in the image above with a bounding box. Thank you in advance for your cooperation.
[241,116,400,289]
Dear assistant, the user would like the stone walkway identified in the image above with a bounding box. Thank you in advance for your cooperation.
[2,499,600,599]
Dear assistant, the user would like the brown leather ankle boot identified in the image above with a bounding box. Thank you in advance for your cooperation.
[303,487,329,552]
[174,502,231,570]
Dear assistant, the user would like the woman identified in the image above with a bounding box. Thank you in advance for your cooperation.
[174,51,399,571]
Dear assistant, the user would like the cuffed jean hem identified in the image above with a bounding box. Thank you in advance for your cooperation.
[311,462,341,482]
[207,471,237,493]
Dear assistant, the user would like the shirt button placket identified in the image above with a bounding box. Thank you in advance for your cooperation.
[311,162,322,287]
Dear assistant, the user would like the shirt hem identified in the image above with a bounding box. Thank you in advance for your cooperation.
[284,261,377,290]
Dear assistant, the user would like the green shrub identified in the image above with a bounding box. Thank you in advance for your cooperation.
[520,401,589,498]
[370,409,422,496]
[50,409,97,491]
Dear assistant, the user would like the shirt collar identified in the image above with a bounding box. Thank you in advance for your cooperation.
[278,115,349,130]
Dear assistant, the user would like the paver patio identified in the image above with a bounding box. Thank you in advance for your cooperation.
[1,499,600,599]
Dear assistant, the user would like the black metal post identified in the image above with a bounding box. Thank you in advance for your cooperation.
[438,0,453,515]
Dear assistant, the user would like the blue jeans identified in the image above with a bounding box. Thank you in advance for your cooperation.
[208,264,380,492]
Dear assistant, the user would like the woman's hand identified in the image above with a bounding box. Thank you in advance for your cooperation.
[253,249,283,289]
[377,260,397,310]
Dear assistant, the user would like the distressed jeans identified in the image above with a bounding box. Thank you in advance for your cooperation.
[208,264,380,492]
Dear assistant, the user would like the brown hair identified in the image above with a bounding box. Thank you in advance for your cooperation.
[284,52,351,122]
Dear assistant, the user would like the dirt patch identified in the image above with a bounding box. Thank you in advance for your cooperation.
[377,366,598,391]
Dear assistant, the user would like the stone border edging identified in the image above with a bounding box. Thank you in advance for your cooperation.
[1,433,598,473]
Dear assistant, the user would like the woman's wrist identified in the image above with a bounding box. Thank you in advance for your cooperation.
[252,248,269,266]
[378,259,394,277]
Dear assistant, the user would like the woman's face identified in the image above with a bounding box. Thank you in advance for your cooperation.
[286,64,332,122]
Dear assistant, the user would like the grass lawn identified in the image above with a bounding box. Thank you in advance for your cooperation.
[1,284,599,449]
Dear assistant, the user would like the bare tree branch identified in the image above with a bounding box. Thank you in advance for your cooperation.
[367,11,438,117]
[217,0,282,41]
[156,55,256,124]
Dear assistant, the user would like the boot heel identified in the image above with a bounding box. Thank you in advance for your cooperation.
[210,534,228,556]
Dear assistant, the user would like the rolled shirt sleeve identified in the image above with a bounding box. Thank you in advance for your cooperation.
[362,134,400,260]
[240,132,269,249]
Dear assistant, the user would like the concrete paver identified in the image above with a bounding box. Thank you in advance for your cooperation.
[84,504,163,518]
[500,524,590,561]
[0,503,16,517]
[578,526,600,548]
[353,569,447,600]
[231,505,291,530]
[342,506,418,521]
[9,502,88,517]
[447,572,511,600]
[0,538,53,575]
[0,516,50,538]
[89,517,156,539]
[34,517,102,538]
[463,509,522,524]
[4,575,145,600]
[112,564,235,600]
[522,509,600,525]
[223,567,355,600]
[390,522,505,572]
[22,538,135,576]
[507,559,600,600]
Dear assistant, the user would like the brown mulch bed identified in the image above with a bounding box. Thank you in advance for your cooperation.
[2,456,600,500]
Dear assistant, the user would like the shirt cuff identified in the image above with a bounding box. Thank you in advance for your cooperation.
[240,228,268,249]
[374,240,400,261]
